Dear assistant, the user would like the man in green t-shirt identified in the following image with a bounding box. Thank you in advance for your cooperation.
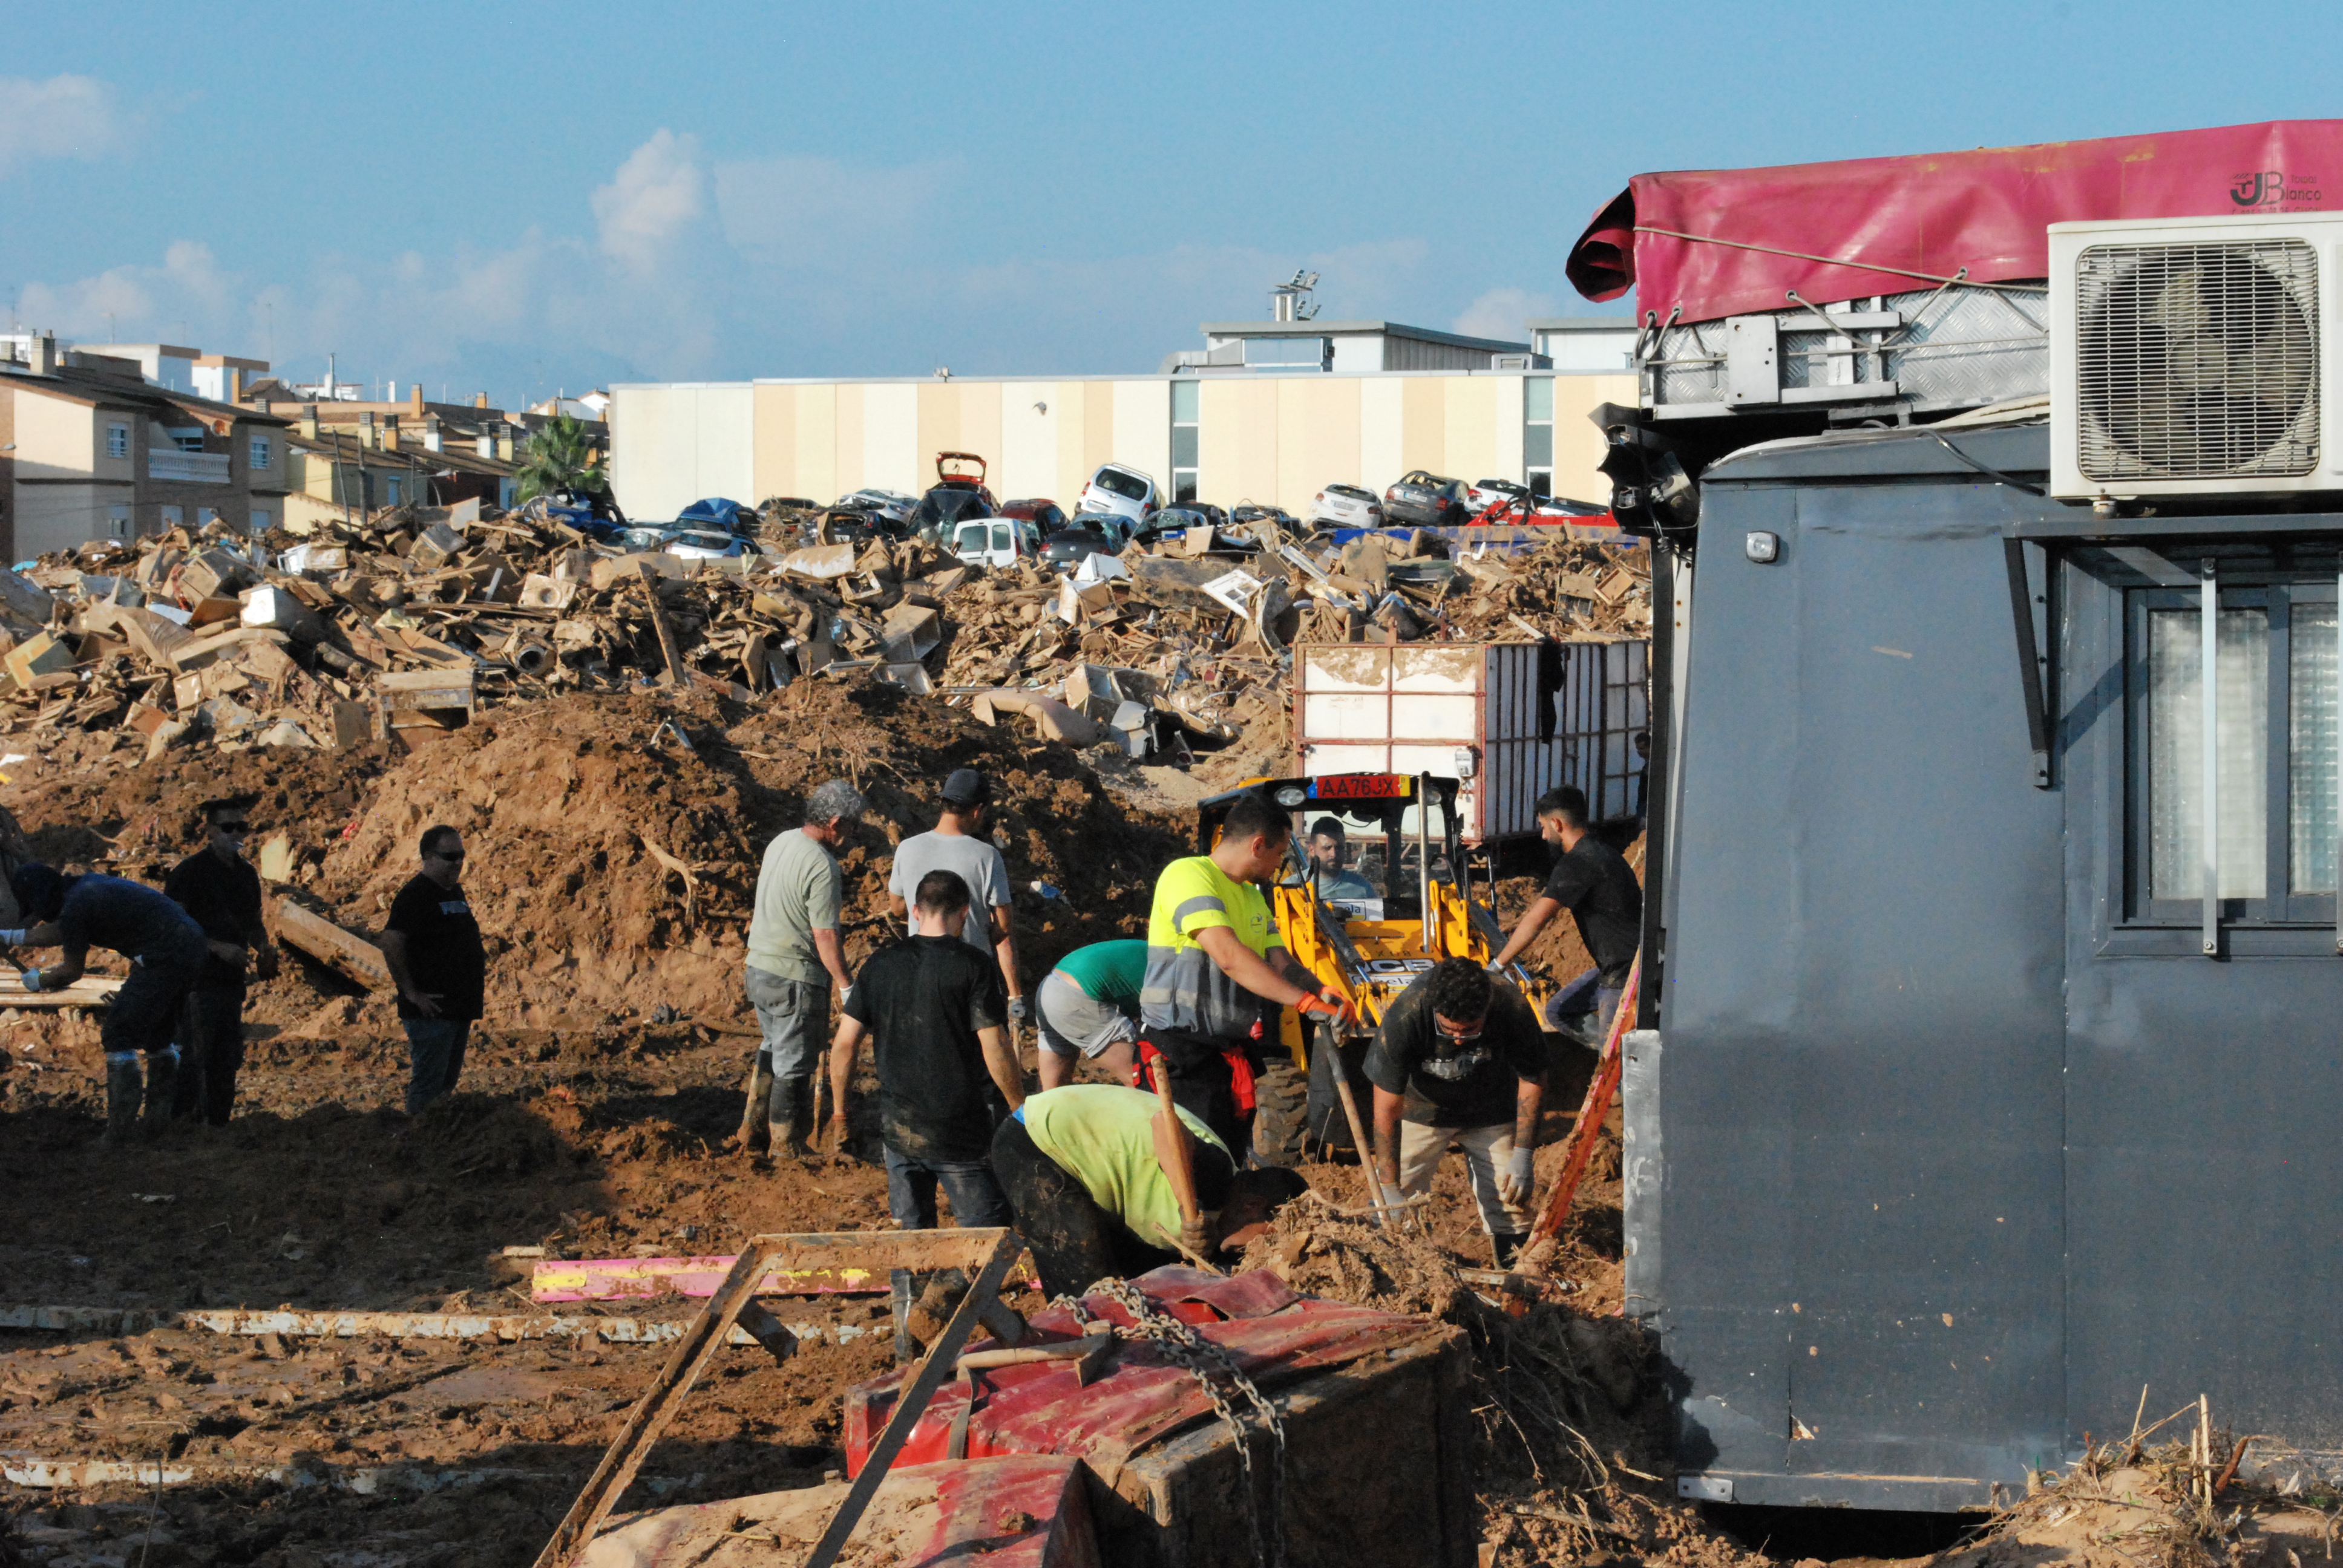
[1035,938,1145,1090]
[738,779,865,1156]
[990,1084,1309,1298]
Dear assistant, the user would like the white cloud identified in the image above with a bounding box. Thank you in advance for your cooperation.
[0,74,126,174]
[1452,286,1556,342]
[16,241,230,342]
[591,129,710,273]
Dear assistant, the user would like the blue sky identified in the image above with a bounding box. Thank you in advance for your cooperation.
[2,1,2336,405]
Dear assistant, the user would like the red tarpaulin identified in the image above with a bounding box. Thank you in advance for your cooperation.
[1567,120,2343,326]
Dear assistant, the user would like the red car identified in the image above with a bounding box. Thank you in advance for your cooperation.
[998,497,1068,531]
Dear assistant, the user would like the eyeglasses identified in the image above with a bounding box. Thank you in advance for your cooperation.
[1433,1018,1484,1044]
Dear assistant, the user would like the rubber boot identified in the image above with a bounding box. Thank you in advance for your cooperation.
[768,1076,810,1159]
[784,1074,816,1157]
[101,1055,142,1146]
[1492,1231,1527,1269]
[736,1055,773,1154]
[141,1050,180,1138]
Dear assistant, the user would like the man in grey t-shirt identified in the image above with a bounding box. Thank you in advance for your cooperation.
[886,769,1025,1030]
[740,779,864,1157]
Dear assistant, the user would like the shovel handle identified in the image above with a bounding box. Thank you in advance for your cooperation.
[1149,1059,1208,1263]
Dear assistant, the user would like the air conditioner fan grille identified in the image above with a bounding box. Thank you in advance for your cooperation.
[2075,240,2319,482]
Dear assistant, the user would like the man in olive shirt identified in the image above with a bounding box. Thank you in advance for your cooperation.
[1364,958,1547,1266]
[1490,786,1643,1035]
[164,796,281,1125]
[741,779,864,1155]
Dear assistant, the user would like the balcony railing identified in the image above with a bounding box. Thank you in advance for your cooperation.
[148,449,230,484]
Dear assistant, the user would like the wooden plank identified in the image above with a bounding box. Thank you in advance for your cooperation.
[533,1250,1037,1302]
[0,970,122,1008]
[528,1230,1020,1568]
[274,899,389,990]
[638,563,686,687]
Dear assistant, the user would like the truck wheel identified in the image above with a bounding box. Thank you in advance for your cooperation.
[1251,1053,1308,1169]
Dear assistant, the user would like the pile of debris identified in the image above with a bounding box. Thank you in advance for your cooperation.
[0,502,1647,774]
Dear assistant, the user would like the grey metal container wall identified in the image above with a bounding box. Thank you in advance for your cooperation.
[1634,419,2343,1511]
[1642,283,2048,420]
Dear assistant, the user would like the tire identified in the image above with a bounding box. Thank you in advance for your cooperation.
[1251,1051,1308,1169]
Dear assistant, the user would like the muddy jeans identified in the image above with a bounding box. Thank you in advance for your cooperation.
[172,979,247,1126]
[989,1115,1177,1299]
[883,1143,1014,1231]
[404,1017,472,1115]
[1398,1120,1533,1236]
[746,966,828,1120]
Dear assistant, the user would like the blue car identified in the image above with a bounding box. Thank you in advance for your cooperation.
[676,497,756,535]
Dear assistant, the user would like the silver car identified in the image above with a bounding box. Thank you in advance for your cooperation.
[1308,483,1384,529]
[837,488,918,527]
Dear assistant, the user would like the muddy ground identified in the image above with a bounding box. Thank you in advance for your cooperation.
[0,684,1662,1567]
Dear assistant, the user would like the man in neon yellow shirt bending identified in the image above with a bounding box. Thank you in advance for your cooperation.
[992,1084,1309,1298]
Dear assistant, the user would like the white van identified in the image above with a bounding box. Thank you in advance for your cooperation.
[1076,463,1159,535]
[952,516,1043,569]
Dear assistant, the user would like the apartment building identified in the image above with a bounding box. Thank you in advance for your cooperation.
[0,334,292,558]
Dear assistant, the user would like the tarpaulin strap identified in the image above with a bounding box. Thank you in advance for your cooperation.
[1632,226,2039,292]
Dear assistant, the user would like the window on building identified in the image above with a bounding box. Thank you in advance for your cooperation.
[385,476,404,506]
[106,504,130,540]
[249,508,273,535]
[1170,379,1200,505]
[167,428,206,454]
[249,436,271,470]
[105,423,129,460]
[1524,377,1555,498]
[2128,576,2337,925]
[1242,336,1328,370]
[160,505,184,528]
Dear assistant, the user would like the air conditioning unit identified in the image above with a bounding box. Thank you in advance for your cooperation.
[2051,213,2338,501]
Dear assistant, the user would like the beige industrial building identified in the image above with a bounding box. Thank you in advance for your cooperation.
[610,319,1637,523]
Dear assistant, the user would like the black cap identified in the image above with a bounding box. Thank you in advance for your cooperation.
[941,768,992,807]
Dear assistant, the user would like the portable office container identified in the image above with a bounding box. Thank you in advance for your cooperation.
[1634,417,2343,1510]
[1292,639,1647,843]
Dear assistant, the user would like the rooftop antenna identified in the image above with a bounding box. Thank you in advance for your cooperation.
[1270,269,1322,322]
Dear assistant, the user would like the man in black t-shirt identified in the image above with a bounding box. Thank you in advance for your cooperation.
[1491,785,1643,1037]
[825,869,1020,1231]
[380,825,485,1116]
[163,796,281,1126]
[1363,959,1547,1266]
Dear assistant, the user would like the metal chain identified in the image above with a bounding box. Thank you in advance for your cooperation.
[1053,1279,1287,1568]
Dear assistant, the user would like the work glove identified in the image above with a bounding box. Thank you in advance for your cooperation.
[1296,991,1357,1032]
[21,967,42,993]
[1496,1146,1536,1206]
[1006,995,1031,1025]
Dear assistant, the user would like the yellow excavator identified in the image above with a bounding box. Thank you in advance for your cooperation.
[1193,773,1558,1166]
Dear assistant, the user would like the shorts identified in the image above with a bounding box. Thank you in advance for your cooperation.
[1035,970,1138,1060]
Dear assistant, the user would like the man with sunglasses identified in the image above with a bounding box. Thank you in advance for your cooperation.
[162,796,281,1125]
[1363,957,1547,1267]
[381,825,485,1115]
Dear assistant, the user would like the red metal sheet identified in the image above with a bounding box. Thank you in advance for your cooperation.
[843,1268,1442,1478]
[1567,119,2343,325]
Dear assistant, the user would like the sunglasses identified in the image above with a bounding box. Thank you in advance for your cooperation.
[428,849,466,863]
[217,822,251,835]
[1433,1019,1484,1044]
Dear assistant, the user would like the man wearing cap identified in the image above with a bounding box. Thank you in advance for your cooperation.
[1141,791,1354,1154]
[163,796,281,1126]
[991,1083,1311,1298]
[739,778,865,1157]
[886,768,1023,1027]
[5,863,211,1143]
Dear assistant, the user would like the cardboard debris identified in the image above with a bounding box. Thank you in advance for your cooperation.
[0,496,1646,775]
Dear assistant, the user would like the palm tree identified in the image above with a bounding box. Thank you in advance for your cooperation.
[514,413,609,504]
